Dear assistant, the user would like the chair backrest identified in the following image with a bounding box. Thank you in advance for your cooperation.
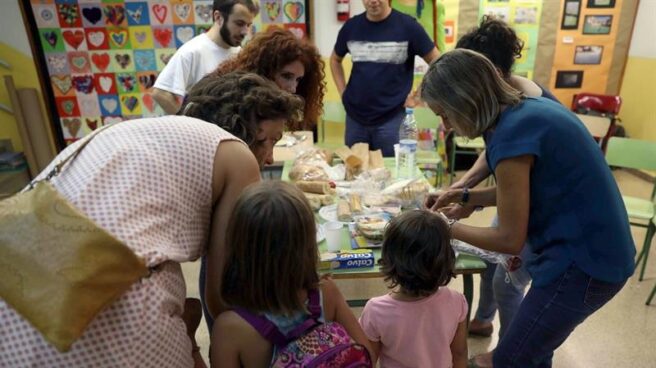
[571,93,622,116]
[576,113,612,139]
[322,101,346,123]
[415,107,442,130]
[606,137,656,171]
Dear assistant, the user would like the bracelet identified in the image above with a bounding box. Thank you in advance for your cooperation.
[438,211,457,228]
[460,187,470,205]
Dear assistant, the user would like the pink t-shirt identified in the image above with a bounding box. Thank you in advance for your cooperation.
[359,287,468,368]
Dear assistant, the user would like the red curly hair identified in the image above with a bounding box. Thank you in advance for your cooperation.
[213,27,325,131]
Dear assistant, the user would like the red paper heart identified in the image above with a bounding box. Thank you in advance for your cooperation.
[153,28,172,47]
[91,53,110,71]
[153,4,168,23]
[142,93,155,112]
[63,30,85,49]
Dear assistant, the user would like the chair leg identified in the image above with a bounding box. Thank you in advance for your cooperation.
[648,280,656,305]
[637,222,655,281]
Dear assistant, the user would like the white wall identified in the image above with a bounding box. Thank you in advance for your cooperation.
[628,0,656,58]
[312,0,365,56]
[0,1,33,56]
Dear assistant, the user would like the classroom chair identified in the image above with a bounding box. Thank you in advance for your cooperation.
[414,107,444,186]
[572,93,622,153]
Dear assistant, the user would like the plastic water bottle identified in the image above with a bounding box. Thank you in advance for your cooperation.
[397,108,418,179]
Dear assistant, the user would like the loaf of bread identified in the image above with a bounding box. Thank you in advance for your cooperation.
[351,143,370,171]
[289,164,329,182]
[349,194,363,216]
[303,192,334,210]
[337,199,352,222]
[296,180,333,195]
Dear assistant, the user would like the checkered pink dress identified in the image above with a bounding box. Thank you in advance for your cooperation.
[0,116,241,367]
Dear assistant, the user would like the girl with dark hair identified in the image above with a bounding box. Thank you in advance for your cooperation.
[211,181,373,367]
[212,27,326,131]
[358,210,468,368]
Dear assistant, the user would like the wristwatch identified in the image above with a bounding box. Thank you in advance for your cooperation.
[460,187,470,205]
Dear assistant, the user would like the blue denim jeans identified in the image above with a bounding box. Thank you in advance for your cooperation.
[475,216,531,339]
[345,110,404,157]
[493,263,626,367]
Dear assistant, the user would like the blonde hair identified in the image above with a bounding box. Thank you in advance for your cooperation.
[420,49,522,138]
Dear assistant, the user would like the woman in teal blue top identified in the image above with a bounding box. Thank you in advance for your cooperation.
[421,49,635,368]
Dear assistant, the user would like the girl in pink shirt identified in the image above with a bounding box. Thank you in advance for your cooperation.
[359,210,468,368]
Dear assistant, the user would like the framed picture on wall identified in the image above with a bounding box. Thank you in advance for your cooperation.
[555,71,584,89]
[587,0,615,9]
[561,0,581,30]
[574,45,603,64]
[583,15,613,34]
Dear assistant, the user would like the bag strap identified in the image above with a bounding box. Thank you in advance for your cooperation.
[233,308,289,348]
[233,289,323,348]
[30,123,118,187]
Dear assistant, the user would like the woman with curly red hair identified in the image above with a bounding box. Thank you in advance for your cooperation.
[213,27,326,131]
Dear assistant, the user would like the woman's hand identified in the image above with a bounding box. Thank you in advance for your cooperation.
[424,189,464,211]
[440,203,477,220]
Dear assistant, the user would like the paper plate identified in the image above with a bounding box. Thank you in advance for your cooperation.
[319,204,354,225]
[316,224,325,243]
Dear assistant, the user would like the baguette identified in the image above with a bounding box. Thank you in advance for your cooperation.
[296,180,333,195]
[337,199,352,222]
[369,149,384,169]
[349,194,363,216]
[303,192,334,210]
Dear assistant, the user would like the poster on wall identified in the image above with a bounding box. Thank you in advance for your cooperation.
[478,0,543,80]
[23,0,310,148]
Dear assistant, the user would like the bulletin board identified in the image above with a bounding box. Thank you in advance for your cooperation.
[21,0,310,149]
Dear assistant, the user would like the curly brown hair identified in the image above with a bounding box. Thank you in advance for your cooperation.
[180,71,303,148]
[380,210,455,298]
[212,27,326,131]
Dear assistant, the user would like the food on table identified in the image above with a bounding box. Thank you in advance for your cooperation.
[368,149,384,169]
[351,143,370,171]
[296,180,334,195]
[304,192,334,210]
[349,194,363,216]
[337,199,352,222]
[355,216,388,241]
[289,164,329,182]
[345,155,364,180]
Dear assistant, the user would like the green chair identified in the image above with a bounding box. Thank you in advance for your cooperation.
[414,107,444,186]
[318,101,346,148]
[605,137,656,281]
[448,133,486,185]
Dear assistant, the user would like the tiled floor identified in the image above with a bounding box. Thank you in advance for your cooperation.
[182,169,656,367]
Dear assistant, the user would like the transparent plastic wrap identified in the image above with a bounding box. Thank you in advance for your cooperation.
[289,146,344,181]
[451,240,530,288]
[380,178,431,208]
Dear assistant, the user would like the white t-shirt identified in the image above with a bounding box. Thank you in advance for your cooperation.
[154,33,240,96]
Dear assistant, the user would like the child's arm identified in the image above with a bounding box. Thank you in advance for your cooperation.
[321,276,376,361]
[210,312,242,368]
[450,320,468,368]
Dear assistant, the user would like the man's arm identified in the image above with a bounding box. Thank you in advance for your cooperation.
[152,87,183,115]
[422,47,440,65]
[330,51,347,97]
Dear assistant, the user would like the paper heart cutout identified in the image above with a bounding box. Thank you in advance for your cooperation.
[91,53,110,71]
[153,4,168,23]
[104,116,123,125]
[110,30,127,47]
[88,31,105,47]
[82,7,102,24]
[79,98,98,114]
[135,53,153,70]
[104,5,125,26]
[142,93,155,112]
[63,30,85,49]
[115,54,131,69]
[195,5,212,23]
[176,27,194,44]
[71,56,88,70]
[43,31,58,47]
[265,1,281,21]
[40,8,54,22]
[47,55,67,72]
[118,75,135,91]
[153,28,172,47]
[138,74,156,89]
[72,75,94,94]
[63,118,81,137]
[99,76,113,93]
[284,1,303,23]
[135,31,147,44]
[86,118,98,131]
[127,6,143,23]
[101,98,118,113]
[51,76,72,94]
[175,3,191,20]
[122,96,139,112]
[159,53,172,65]
[58,4,79,26]
[61,100,75,115]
